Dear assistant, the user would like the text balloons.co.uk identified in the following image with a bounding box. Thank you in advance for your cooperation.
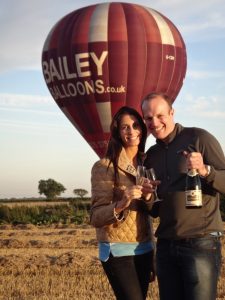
[42,2,187,158]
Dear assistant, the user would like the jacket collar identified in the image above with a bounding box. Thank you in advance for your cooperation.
[156,123,184,146]
[117,147,137,177]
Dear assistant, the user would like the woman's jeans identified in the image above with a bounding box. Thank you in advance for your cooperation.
[101,251,154,300]
[156,236,222,300]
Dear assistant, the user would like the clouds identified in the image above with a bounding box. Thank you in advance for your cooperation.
[187,70,225,80]
[0,93,52,108]
[180,14,225,42]
[158,0,225,32]
[175,93,225,119]
[0,1,77,73]
[0,0,112,73]
[0,92,66,137]
[1,0,225,73]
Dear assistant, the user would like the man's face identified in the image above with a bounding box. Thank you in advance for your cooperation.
[142,96,175,140]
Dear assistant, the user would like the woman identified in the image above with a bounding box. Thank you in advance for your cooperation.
[90,106,155,300]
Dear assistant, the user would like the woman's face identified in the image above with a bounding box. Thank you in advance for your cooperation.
[119,114,142,148]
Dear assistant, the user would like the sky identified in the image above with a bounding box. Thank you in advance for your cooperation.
[0,0,225,199]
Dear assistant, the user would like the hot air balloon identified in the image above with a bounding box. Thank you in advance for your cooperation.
[42,2,187,158]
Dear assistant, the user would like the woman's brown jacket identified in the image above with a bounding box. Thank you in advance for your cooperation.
[90,148,154,243]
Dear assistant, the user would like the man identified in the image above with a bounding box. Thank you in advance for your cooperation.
[141,92,225,300]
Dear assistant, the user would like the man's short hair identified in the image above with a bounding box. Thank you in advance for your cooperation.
[141,92,173,110]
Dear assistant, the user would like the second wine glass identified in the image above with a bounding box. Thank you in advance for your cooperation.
[145,168,162,203]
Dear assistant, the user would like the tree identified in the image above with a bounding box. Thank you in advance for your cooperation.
[38,178,66,200]
[73,189,88,199]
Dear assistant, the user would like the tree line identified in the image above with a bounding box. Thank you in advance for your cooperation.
[38,178,88,200]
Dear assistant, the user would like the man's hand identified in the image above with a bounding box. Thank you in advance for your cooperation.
[185,151,209,177]
[142,179,161,201]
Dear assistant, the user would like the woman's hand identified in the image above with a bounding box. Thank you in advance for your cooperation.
[115,186,142,213]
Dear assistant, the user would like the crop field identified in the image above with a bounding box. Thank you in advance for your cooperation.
[1,201,70,208]
[0,223,225,300]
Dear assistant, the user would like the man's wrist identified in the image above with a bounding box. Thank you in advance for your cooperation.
[200,165,211,178]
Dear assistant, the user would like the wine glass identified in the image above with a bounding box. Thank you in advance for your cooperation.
[136,166,146,185]
[145,168,162,203]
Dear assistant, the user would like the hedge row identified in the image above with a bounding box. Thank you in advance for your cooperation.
[0,195,224,225]
[0,201,91,225]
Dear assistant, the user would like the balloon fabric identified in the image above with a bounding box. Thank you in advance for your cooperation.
[42,2,187,158]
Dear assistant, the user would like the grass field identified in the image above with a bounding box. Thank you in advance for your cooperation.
[0,223,224,299]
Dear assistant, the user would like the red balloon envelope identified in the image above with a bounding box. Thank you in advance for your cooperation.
[42,2,187,158]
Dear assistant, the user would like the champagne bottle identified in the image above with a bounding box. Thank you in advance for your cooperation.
[185,169,202,208]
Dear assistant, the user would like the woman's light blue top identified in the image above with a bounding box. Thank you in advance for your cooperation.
[99,241,154,262]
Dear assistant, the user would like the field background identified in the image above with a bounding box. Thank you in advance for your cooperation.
[0,200,225,299]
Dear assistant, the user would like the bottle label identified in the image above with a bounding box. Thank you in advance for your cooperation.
[185,190,202,207]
